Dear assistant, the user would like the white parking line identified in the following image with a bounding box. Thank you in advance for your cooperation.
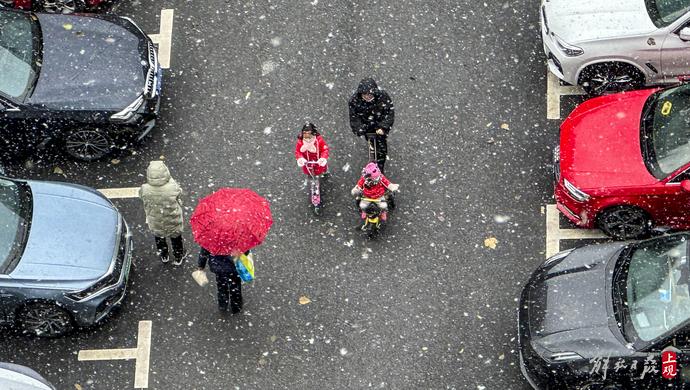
[546,71,585,119]
[78,320,153,389]
[148,9,174,69]
[545,204,607,258]
[98,187,140,199]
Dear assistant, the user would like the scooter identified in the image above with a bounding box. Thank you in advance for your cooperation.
[305,161,323,215]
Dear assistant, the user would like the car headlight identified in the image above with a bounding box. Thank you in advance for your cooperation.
[553,34,584,57]
[563,178,590,202]
[110,95,145,121]
[542,248,574,267]
[65,275,116,301]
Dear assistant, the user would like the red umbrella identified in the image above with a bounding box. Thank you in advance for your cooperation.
[190,188,273,255]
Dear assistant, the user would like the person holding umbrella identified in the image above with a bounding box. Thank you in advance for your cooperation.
[191,188,273,313]
[196,249,248,313]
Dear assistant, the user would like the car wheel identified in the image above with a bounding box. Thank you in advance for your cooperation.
[38,0,84,13]
[64,128,113,161]
[17,302,74,338]
[597,206,651,240]
[579,62,644,95]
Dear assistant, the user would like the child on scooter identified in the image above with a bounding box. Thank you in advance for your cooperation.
[350,162,399,221]
[295,123,329,175]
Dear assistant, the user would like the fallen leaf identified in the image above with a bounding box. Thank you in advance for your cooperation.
[500,123,509,130]
[484,236,498,249]
[111,159,120,165]
[74,384,83,390]
[159,155,165,160]
[63,23,73,30]
[298,296,311,305]
[53,167,65,176]
[245,91,252,100]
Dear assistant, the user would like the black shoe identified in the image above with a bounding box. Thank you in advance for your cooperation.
[160,256,170,264]
[173,251,188,266]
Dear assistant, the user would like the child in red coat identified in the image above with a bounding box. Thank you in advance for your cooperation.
[295,123,329,176]
[351,162,399,221]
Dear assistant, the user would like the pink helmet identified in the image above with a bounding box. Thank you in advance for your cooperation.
[362,162,382,183]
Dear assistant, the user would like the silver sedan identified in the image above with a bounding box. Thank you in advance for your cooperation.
[541,0,690,94]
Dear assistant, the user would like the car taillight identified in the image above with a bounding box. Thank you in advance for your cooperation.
[87,0,102,5]
[14,0,32,9]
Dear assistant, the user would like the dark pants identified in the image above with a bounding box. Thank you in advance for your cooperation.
[365,134,388,173]
[214,271,243,312]
[154,235,184,259]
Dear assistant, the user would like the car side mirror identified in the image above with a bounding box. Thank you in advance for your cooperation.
[682,180,690,192]
[679,27,690,41]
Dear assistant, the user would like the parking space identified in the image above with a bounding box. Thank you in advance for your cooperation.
[78,321,152,389]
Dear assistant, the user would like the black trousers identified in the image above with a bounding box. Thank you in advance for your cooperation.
[154,235,184,259]
[365,134,388,173]
[214,271,243,312]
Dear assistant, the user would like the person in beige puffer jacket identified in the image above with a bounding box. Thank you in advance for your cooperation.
[139,161,186,265]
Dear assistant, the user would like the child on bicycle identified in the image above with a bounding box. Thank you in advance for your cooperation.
[295,123,329,176]
[350,162,399,221]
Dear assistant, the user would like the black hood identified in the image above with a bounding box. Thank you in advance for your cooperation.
[356,78,379,96]
[526,242,634,358]
[27,14,148,111]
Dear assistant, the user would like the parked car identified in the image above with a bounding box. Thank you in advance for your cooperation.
[554,82,690,240]
[0,0,112,14]
[541,0,690,94]
[0,362,55,390]
[0,176,132,337]
[0,8,161,161]
[519,233,690,389]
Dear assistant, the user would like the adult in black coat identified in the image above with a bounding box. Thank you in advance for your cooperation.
[197,248,248,313]
[348,78,395,173]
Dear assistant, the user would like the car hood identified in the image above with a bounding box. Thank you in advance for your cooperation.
[559,89,660,190]
[27,14,147,111]
[543,0,657,43]
[10,181,118,289]
[527,242,634,358]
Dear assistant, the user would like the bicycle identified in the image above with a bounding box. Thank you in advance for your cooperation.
[356,196,385,238]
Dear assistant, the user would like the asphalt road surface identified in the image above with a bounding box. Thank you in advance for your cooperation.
[0,0,576,388]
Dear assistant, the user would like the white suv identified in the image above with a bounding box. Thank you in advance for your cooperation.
[541,0,690,94]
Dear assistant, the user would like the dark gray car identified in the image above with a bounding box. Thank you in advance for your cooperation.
[0,176,132,337]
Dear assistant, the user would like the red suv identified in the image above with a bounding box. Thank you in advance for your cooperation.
[555,83,690,240]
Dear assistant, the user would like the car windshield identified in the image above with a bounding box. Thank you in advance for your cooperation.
[0,178,30,273]
[641,83,690,179]
[646,0,690,27]
[0,11,39,100]
[623,235,690,342]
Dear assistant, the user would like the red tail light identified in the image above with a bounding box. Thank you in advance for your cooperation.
[13,0,32,9]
